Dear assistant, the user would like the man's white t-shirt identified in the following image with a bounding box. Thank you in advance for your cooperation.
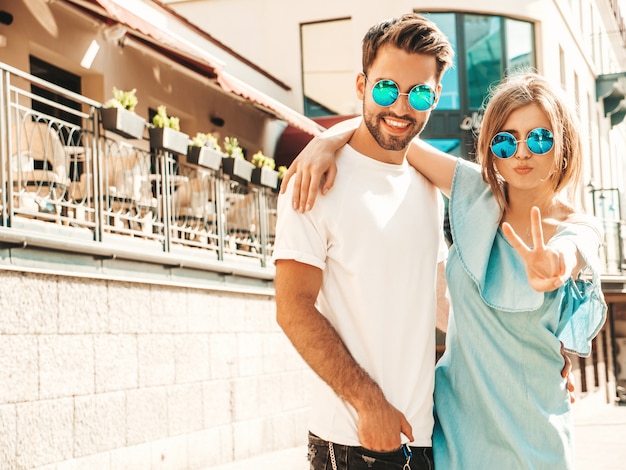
[273,144,446,447]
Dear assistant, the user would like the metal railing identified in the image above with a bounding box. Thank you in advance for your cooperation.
[590,187,625,276]
[598,218,625,275]
[0,62,277,279]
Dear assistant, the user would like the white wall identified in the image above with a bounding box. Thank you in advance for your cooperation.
[0,270,312,468]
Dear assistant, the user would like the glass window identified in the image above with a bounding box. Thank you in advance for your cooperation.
[464,15,502,109]
[424,13,460,110]
[504,19,534,73]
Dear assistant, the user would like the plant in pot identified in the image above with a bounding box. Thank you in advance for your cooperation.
[274,165,288,193]
[250,150,279,189]
[149,105,189,155]
[221,136,254,184]
[186,132,224,170]
[101,87,146,140]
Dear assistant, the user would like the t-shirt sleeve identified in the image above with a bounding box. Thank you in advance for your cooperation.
[271,177,327,270]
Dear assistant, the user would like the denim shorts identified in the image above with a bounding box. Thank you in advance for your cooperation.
[308,432,434,470]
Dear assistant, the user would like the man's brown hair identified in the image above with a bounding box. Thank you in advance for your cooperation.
[362,13,454,81]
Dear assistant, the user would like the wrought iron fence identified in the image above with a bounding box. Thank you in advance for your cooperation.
[0,62,277,279]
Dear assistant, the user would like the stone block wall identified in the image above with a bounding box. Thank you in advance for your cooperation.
[0,270,312,469]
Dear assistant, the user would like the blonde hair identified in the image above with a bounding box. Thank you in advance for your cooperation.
[477,72,583,209]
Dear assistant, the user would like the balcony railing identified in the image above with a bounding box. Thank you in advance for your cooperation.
[595,218,625,275]
[0,62,277,279]
[590,188,626,277]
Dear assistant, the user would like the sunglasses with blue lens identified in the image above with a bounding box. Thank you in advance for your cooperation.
[490,128,554,159]
[364,74,437,111]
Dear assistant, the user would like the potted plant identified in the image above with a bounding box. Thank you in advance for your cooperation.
[101,87,146,140]
[250,150,279,189]
[274,165,287,193]
[186,132,224,170]
[149,105,189,155]
[221,136,254,184]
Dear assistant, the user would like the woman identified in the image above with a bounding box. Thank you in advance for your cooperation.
[282,72,607,469]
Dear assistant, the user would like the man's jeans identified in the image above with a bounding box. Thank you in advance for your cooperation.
[308,432,434,470]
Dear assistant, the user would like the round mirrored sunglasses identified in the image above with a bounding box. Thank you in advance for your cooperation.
[490,127,554,159]
[364,75,436,111]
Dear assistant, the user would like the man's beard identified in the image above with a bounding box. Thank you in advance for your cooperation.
[363,108,426,151]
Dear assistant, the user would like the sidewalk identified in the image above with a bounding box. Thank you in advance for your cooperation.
[210,446,308,470]
[573,400,626,470]
[212,400,626,469]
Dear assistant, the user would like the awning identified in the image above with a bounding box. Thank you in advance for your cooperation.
[274,115,358,167]
[596,72,626,127]
[91,0,322,136]
[94,0,225,76]
[217,72,323,136]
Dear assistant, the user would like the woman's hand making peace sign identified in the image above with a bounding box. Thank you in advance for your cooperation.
[501,206,578,292]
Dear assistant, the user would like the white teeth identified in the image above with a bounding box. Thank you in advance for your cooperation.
[384,118,408,128]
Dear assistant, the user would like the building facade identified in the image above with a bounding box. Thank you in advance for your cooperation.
[0,0,316,468]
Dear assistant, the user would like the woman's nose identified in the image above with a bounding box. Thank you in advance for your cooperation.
[515,140,532,159]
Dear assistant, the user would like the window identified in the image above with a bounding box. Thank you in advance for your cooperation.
[461,14,536,109]
[424,13,460,110]
[301,18,354,117]
[29,56,82,144]
[505,19,534,72]
[464,14,502,109]
[416,12,537,161]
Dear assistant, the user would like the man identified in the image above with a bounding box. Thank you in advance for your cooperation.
[272,14,454,469]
